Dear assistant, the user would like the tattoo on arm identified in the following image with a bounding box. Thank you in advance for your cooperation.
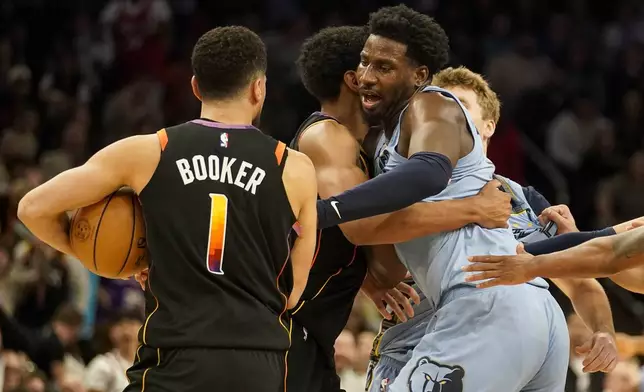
[612,228,644,259]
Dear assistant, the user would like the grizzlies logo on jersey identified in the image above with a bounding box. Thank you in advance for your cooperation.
[407,357,464,391]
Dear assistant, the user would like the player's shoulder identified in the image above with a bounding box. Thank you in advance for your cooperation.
[298,119,359,157]
[300,118,352,143]
[285,148,315,173]
[408,89,464,121]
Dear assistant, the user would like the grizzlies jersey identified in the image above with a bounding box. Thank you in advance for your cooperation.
[494,175,558,243]
[138,119,295,351]
[289,112,368,363]
[373,178,555,365]
[373,85,549,309]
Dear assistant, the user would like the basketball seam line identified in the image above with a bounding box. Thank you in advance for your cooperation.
[93,191,118,273]
[116,193,137,276]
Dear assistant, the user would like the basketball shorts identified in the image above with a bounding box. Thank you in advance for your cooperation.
[125,345,285,392]
[286,321,343,392]
[388,284,569,392]
[367,355,404,392]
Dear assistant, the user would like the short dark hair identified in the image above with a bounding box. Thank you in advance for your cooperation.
[368,5,449,76]
[297,26,369,102]
[191,26,267,100]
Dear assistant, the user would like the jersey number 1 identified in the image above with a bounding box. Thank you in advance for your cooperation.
[206,194,228,275]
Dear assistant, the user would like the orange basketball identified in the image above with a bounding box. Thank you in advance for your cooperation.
[70,188,148,278]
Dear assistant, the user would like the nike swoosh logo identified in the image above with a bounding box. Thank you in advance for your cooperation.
[330,201,341,219]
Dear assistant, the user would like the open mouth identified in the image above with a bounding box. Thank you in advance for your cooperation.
[361,91,382,110]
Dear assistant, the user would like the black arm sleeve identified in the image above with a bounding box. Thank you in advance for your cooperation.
[317,151,453,229]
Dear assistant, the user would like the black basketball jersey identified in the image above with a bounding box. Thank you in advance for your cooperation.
[138,118,295,351]
[289,112,368,363]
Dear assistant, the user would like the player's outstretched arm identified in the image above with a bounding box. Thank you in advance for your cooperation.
[282,149,317,309]
[18,134,160,256]
[464,226,644,286]
[552,278,617,372]
[316,93,464,229]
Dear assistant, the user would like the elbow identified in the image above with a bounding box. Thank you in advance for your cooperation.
[17,193,40,224]
[568,279,603,302]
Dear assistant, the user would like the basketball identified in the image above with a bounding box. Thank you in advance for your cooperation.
[70,188,148,279]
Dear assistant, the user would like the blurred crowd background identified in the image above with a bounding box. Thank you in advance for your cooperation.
[1,0,644,391]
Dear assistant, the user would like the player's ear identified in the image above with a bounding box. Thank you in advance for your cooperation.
[251,76,266,105]
[482,120,496,140]
[344,70,359,93]
[191,76,203,101]
[414,66,430,87]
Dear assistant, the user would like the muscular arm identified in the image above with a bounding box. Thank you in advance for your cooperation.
[302,121,494,245]
[364,244,409,289]
[608,267,644,294]
[316,93,468,229]
[553,278,614,335]
[282,149,317,309]
[525,226,644,279]
[17,135,159,256]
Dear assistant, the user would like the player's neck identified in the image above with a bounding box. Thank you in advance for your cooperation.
[200,101,256,127]
[320,95,368,143]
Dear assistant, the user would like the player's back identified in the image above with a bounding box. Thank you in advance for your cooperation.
[287,112,368,390]
[138,119,295,351]
[374,86,549,307]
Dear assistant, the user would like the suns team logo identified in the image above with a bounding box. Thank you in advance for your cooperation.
[220,132,229,148]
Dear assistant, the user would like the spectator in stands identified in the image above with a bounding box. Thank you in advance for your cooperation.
[604,359,641,392]
[0,303,82,386]
[354,331,375,386]
[84,310,142,392]
[596,150,644,227]
[335,330,362,392]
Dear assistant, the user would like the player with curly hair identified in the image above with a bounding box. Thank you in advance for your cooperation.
[312,6,571,391]
[292,24,513,392]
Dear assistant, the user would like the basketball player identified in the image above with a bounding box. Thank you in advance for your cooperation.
[311,6,570,391]
[365,67,617,392]
[17,26,318,392]
[464,223,644,290]
[289,27,512,392]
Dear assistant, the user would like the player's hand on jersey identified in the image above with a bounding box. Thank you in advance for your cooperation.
[576,332,618,373]
[134,268,148,290]
[473,179,511,229]
[463,243,536,288]
[361,274,420,322]
[539,205,578,234]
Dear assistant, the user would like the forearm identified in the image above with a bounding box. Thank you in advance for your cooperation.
[527,228,644,279]
[17,210,74,256]
[317,152,452,229]
[524,228,616,255]
[557,278,614,335]
[287,235,313,309]
[355,199,479,245]
[609,267,644,294]
[366,245,408,288]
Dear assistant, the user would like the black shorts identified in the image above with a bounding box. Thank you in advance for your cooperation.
[125,346,285,392]
[286,322,343,392]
